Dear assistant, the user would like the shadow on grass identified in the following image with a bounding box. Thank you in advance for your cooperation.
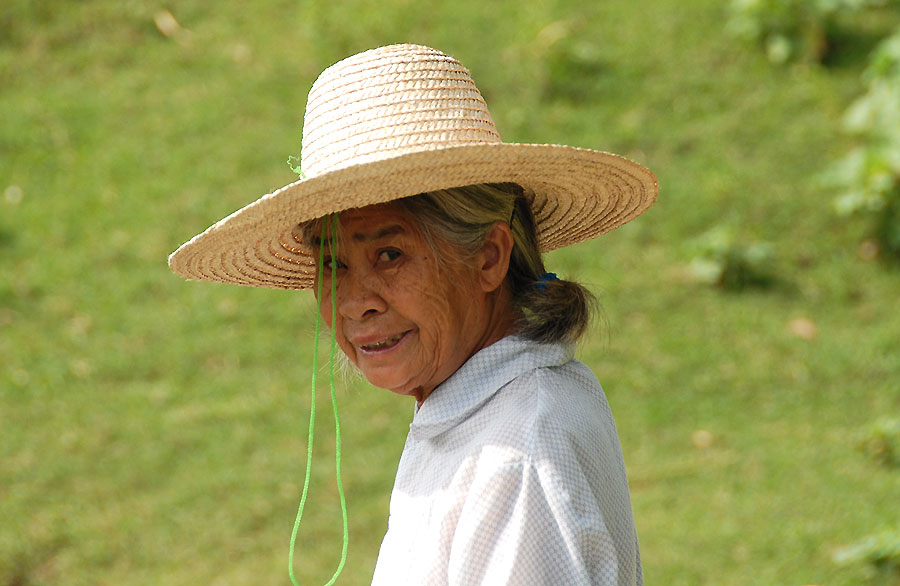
[820,12,900,70]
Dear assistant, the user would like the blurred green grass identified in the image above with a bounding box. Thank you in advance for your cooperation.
[2,0,900,584]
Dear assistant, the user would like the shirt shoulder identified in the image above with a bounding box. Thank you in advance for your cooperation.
[488,357,619,454]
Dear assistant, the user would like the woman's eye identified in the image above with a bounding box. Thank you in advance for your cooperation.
[378,249,401,262]
[323,256,346,271]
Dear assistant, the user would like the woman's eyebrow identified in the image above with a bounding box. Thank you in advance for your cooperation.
[312,224,405,247]
[351,224,406,242]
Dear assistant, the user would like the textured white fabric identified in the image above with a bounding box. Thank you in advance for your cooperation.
[370,336,641,586]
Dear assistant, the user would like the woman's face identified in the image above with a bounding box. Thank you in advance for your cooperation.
[314,202,504,403]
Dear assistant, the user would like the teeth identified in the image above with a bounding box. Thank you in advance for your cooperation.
[361,334,402,350]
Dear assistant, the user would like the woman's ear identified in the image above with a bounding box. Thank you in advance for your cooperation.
[478,222,514,293]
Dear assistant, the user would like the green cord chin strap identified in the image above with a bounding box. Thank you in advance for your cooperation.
[289,213,349,586]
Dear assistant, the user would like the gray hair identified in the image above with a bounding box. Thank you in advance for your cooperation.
[395,183,595,344]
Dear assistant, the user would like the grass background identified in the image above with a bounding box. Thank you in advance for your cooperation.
[2,0,900,584]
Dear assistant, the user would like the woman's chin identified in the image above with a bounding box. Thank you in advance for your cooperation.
[363,369,417,396]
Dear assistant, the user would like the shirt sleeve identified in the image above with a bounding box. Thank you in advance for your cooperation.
[447,457,622,586]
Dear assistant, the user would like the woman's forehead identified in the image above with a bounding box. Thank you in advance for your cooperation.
[309,202,416,248]
[338,202,418,239]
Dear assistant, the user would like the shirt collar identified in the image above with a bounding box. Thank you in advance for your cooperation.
[409,335,574,440]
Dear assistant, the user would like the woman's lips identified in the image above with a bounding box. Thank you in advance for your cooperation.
[357,330,411,353]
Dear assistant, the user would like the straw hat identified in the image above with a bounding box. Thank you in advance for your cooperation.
[168,43,658,290]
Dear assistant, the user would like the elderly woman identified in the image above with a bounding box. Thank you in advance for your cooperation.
[170,44,657,586]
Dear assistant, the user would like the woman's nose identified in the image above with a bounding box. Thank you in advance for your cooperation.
[336,268,387,320]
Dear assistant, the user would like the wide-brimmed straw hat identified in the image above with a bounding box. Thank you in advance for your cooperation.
[168,43,658,290]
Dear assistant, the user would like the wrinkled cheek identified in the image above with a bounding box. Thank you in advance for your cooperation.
[411,331,438,375]
[317,293,334,328]
[335,336,357,366]
[318,311,358,368]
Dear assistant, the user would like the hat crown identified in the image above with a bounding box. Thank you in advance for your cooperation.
[300,44,502,177]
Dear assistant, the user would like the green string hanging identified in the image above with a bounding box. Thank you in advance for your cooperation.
[289,213,349,586]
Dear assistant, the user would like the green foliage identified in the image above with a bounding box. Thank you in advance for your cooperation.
[686,226,775,290]
[726,0,891,63]
[533,20,607,102]
[833,529,900,576]
[829,26,900,260]
[858,417,900,465]
[833,418,900,577]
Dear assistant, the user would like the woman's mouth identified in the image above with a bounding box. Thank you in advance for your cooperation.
[358,331,409,353]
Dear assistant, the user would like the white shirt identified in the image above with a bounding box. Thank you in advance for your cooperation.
[371,336,641,586]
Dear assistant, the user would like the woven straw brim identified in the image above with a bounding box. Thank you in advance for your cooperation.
[168,142,657,290]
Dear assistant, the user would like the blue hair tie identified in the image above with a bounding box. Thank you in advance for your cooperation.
[536,272,558,292]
